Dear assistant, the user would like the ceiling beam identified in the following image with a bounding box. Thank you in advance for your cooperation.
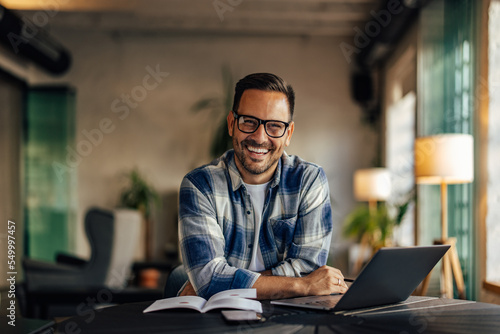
[1,0,381,11]
[3,0,383,37]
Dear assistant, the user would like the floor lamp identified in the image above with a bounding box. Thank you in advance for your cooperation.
[415,134,474,299]
[352,168,391,273]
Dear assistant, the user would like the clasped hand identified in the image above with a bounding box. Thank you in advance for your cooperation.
[302,265,348,295]
[179,265,348,297]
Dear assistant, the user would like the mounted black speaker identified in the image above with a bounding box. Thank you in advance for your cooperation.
[351,71,373,104]
[0,5,71,75]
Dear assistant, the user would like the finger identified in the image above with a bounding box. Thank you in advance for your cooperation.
[334,279,348,292]
[333,276,343,285]
[333,276,349,289]
[336,270,345,279]
[328,267,344,279]
[329,283,347,295]
[336,276,347,288]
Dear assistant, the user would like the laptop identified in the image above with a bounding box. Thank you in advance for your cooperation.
[271,245,450,312]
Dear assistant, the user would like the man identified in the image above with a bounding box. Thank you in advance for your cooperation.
[178,73,347,300]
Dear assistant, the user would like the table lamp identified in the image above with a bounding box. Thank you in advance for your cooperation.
[354,168,392,213]
[352,168,391,272]
[414,133,473,298]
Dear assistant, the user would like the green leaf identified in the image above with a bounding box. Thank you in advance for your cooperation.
[343,189,415,248]
[191,64,235,158]
[118,168,160,218]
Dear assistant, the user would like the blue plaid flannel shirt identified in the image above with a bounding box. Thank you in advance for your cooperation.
[179,150,333,299]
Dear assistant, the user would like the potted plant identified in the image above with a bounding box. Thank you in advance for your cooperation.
[343,192,414,273]
[119,168,160,260]
[343,204,395,250]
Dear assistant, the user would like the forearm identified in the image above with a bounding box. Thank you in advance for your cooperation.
[179,273,304,299]
[252,265,347,300]
[253,268,307,299]
[252,275,307,300]
[184,259,260,298]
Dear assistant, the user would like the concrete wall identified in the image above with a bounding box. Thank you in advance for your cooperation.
[3,29,377,271]
[0,69,24,291]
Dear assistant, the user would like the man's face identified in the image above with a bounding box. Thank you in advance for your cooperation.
[227,89,294,184]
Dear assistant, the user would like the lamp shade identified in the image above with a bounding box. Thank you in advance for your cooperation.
[414,133,474,184]
[354,168,391,201]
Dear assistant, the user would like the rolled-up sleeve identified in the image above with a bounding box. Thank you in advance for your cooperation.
[179,176,260,299]
[271,167,333,277]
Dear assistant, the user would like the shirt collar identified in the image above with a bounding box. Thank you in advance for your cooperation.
[226,150,283,192]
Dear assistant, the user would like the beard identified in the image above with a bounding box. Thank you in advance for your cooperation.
[233,137,281,176]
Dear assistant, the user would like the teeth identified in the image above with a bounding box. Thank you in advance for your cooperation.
[247,146,269,154]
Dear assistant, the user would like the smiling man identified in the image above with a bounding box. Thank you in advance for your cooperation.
[178,73,347,300]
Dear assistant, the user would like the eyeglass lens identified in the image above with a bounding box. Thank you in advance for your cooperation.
[237,115,287,138]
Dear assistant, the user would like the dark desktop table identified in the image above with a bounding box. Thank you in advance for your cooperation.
[52,296,500,334]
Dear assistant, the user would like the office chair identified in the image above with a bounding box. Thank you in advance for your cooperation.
[20,208,160,318]
[23,207,142,289]
[164,264,188,298]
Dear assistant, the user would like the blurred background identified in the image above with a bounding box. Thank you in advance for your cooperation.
[0,0,499,321]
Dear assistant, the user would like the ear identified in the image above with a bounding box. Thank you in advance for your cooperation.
[227,111,235,137]
[284,121,294,146]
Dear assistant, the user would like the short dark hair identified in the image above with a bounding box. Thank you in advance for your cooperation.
[232,73,295,120]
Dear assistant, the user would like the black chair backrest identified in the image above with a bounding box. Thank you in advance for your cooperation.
[84,208,114,286]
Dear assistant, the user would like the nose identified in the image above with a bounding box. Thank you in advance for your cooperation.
[250,123,268,143]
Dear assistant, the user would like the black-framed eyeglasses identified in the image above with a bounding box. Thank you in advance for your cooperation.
[232,111,290,138]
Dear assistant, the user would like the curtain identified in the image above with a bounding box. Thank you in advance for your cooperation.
[418,0,476,299]
[24,87,77,261]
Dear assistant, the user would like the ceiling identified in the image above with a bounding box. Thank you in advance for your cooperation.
[1,0,385,37]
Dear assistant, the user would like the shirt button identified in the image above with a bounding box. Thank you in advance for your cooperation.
[248,244,253,248]
[246,210,251,215]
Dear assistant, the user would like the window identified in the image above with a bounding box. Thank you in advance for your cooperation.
[486,0,500,285]
[24,87,77,261]
[418,0,476,299]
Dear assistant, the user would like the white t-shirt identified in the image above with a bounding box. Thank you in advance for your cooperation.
[244,181,270,272]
